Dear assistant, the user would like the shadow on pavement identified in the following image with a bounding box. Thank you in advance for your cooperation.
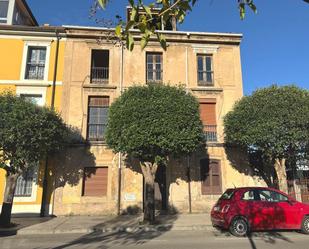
[50,214,178,249]
[0,215,52,237]
[213,227,294,249]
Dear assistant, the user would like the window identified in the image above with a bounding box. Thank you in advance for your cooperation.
[82,167,108,196]
[197,55,213,85]
[15,169,35,197]
[90,50,109,83]
[258,190,288,202]
[25,47,47,80]
[17,87,46,107]
[242,190,256,201]
[146,52,163,83]
[219,189,235,200]
[200,159,221,195]
[87,96,109,141]
[199,100,217,142]
[20,94,43,106]
[0,0,9,23]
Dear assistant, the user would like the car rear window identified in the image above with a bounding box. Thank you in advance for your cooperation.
[219,189,235,200]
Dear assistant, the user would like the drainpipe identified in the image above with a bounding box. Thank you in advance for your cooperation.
[40,30,61,217]
[185,47,192,213]
[117,43,124,215]
[51,31,60,109]
[185,47,189,93]
[187,156,192,213]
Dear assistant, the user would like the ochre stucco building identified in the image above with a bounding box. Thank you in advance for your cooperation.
[52,26,266,216]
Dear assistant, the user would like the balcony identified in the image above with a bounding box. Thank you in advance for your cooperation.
[204,125,217,142]
[25,63,45,80]
[87,124,106,141]
[90,67,109,84]
[198,71,214,86]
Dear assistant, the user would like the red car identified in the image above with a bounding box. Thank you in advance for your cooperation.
[211,187,309,236]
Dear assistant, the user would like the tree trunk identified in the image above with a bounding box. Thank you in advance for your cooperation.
[274,158,288,194]
[293,179,302,202]
[140,162,158,224]
[0,173,19,226]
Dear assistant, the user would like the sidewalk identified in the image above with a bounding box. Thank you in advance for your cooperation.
[0,213,213,236]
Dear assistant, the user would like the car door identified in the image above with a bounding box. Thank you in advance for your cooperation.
[255,189,276,230]
[238,189,273,231]
[270,190,300,229]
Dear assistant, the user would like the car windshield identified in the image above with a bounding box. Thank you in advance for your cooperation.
[219,189,235,200]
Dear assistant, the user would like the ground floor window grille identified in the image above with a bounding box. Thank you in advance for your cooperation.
[15,168,35,197]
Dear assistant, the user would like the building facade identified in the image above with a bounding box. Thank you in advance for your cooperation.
[0,14,65,214]
[0,2,270,217]
[50,26,266,216]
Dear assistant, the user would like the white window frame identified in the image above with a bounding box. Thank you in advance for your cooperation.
[16,86,47,106]
[14,164,39,203]
[20,41,51,83]
[0,0,12,24]
[13,86,46,202]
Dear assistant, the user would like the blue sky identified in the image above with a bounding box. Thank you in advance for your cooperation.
[27,0,309,95]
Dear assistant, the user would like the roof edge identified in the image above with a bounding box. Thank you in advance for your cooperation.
[63,25,243,38]
[20,0,39,26]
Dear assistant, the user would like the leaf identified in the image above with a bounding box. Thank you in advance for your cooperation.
[156,33,167,51]
[239,3,245,20]
[128,0,134,7]
[130,7,137,21]
[97,0,109,9]
[142,4,152,17]
[126,33,135,51]
[248,2,257,14]
[126,21,135,31]
[138,22,147,33]
[140,35,149,50]
[115,24,122,37]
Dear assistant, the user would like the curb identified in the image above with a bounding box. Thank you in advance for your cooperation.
[17,225,214,235]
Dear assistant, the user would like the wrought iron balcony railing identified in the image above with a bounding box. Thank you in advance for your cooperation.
[198,71,214,86]
[91,67,109,83]
[87,124,106,141]
[204,125,217,142]
[25,63,45,80]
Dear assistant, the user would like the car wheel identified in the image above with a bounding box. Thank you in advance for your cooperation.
[301,216,309,234]
[229,217,249,237]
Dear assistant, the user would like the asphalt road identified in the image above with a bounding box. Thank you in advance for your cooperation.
[1,229,309,249]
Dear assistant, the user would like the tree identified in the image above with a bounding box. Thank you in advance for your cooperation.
[105,84,204,222]
[0,92,68,226]
[224,85,309,193]
[96,0,308,50]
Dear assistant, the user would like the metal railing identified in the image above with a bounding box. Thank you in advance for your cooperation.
[198,71,214,86]
[146,70,163,83]
[91,67,109,83]
[87,124,106,141]
[25,63,45,80]
[15,172,33,197]
[204,125,217,142]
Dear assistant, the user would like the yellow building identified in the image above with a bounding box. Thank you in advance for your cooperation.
[0,1,65,215]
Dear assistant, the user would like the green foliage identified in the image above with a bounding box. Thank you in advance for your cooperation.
[105,84,204,164]
[0,92,69,174]
[224,85,309,161]
[97,0,258,51]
